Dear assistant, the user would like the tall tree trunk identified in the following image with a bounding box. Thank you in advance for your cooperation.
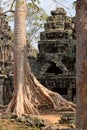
[76,0,87,129]
[6,0,76,116]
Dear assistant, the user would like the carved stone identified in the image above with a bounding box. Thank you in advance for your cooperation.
[30,8,76,102]
[0,7,76,104]
[0,7,13,104]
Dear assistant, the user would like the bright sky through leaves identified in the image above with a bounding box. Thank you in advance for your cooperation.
[1,0,75,49]
[2,0,75,16]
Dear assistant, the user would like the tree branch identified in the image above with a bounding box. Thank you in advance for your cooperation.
[10,0,15,10]
[52,0,70,11]
[29,0,39,16]
[0,0,15,15]
[0,10,15,15]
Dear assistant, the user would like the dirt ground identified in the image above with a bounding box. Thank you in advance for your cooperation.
[36,114,61,123]
[33,113,75,129]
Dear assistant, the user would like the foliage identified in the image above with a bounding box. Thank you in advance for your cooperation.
[2,1,47,50]
[26,2,47,48]
[33,0,40,4]
[32,48,38,57]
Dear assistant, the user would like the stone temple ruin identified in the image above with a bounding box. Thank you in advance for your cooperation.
[39,8,76,101]
[0,7,13,105]
[0,7,76,105]
[29,8,76,102]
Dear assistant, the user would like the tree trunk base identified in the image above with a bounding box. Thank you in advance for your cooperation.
[6,50,76,115]
[6,71,76,115]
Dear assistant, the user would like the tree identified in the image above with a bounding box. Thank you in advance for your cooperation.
[5,0,76,116]
[76,0,87,129]
[5,2,47,50]
[27,3,47,48]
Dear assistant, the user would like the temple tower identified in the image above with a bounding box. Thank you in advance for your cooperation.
[36,8,76,101]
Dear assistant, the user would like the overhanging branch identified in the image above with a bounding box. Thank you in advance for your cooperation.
[0,0,15,15]
[0,10,15,15]
[11,0,15,10]
[29,0,39,16]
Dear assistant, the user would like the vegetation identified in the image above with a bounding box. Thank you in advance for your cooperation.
[0,119,40,130]
[27,3,47,48]
[3,0,75,116]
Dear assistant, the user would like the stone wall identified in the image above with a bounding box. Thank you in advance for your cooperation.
[0,7,13,75]
[0,7,13,104]
[0,7,76,104]
[29,8,76,102]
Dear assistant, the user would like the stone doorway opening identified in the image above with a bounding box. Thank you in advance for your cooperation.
[46,62,63,75]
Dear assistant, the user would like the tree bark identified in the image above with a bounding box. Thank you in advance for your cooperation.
[6,0,76,116]
[76,0,87,129]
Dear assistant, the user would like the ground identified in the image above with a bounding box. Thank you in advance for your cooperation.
[0,112,76,130]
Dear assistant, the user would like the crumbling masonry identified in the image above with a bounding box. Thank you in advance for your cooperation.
[0,7,76,104]
[29,8,76,102]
